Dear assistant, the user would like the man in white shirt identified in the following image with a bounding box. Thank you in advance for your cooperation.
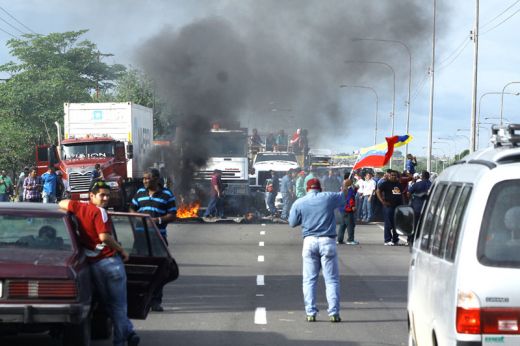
[361,173,376,222]
[354,173,365,221]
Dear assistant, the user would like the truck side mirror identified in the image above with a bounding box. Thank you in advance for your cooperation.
[126,143,133,159]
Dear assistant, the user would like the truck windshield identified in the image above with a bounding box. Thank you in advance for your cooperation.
[255,153,297,163]
[208,133,247,157]
[62,142,115,160]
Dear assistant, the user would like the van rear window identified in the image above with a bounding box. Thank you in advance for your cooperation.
[478,180,520,268]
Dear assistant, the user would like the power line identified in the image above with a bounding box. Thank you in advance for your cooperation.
[436,34,470,67]
[437,39,470,72]
[0,15,25,35]
[0,25,17,38]
[481,0,520,29]
[481,6,520,35]
[0,5,36,35]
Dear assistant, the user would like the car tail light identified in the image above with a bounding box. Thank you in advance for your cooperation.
[457,290,520,335]
[8,280,77,299]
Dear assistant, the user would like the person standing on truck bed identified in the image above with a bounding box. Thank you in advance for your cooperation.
[59,181,140,346]
[130,168,176,312]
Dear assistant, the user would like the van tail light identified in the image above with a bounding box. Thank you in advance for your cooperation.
[457,290,520,335]
[8,280,77,299]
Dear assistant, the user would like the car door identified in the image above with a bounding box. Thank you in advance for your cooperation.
[109,212,179,319]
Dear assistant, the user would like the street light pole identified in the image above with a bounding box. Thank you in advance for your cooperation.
[340,84,379,144]
[427,0,437,172]
[352,38,412,168]
[469,0,480,153]
[500,81,520,125]
[478,91,519,150]
[345,60,396,168]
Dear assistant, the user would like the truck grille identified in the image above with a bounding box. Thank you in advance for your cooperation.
[68,171,93,192]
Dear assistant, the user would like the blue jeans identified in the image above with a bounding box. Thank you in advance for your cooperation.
[90,256,134,346]
[0,193,9,202]
[265,192,276,215]
[337,212,356,242]
[204,195,223,217]
[42,191,56,204]
[281,192,292,219]
[383,206,399,243]
[362,196,373,221]
[302,236,340,316]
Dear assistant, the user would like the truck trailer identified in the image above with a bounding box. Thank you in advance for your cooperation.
[36,102,154,209]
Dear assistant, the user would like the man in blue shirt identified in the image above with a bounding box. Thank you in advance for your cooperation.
[289,178,349,323]
[41,166,58,203]
[130,168,176,312]
[280,169,295,220]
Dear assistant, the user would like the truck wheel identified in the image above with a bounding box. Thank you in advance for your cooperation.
[62,318,91,346]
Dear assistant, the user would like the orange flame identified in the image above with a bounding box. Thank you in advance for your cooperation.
[177,201,200,218]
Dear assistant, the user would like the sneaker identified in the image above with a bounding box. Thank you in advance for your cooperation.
[127,332,140,346]
[336,241,345,245]
[346,240,359,245]
[384,241,395,246]
[306,315,316,322]
[151,304,164,312]
[329,314,341,322]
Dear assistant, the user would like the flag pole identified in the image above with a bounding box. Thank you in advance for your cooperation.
[348,155,361,180]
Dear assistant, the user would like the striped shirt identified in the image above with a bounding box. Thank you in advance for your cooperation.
[131,187,177,233]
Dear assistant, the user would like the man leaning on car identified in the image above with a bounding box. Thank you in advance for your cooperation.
[59,181,140,346]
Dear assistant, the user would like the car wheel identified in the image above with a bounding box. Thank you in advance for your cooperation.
[62,318,91,346]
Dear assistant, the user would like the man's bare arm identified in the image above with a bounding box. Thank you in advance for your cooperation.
[99,233,129,262]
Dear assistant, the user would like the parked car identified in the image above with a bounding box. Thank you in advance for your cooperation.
[395,124,520,345]
[0,202,179,345]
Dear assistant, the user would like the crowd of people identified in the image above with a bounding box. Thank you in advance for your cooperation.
[249,128,309,155]
[0,166,69,203]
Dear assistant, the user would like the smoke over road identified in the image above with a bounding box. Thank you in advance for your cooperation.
[137,0,450,197]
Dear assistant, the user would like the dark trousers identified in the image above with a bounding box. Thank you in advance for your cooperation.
[383,206,399,243]
[336,212,356,242]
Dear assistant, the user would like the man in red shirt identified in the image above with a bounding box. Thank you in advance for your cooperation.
[59,181,139,346]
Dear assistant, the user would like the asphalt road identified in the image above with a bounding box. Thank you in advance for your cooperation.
[1,221,411,346]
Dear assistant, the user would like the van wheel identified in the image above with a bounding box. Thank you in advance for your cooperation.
[62,318,91,346]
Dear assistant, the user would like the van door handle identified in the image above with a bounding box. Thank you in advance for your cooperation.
[410,258,415,267]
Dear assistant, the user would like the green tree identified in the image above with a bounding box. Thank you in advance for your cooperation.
[0,30,125,172]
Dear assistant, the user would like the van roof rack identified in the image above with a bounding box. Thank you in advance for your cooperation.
[491,124,520,147]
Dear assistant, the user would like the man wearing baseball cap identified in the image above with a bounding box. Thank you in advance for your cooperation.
[289,177,351,323]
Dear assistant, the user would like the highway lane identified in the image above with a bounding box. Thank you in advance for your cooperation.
[1,221,411,346]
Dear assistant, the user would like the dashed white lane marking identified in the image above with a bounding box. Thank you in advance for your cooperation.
[261,224,266,227]
[257,275,265,285]
[259,241,264,246]
[256,294,264,297]
[258,255,265,262]
[254,307,267,324]
[260,230,266,235]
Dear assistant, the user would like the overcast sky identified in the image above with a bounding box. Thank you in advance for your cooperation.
[1,0,519,158]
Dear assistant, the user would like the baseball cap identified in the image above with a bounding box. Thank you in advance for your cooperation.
[306,178,321,191]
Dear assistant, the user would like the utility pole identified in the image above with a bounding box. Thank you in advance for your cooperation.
[427,0,436,172]
[470,0,479,153]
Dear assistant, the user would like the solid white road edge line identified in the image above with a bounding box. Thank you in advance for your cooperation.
[378,224,384,230]
[254,307,267,324]
[258,255,265,262]
[257,275,265,286]
[259,241,264,246]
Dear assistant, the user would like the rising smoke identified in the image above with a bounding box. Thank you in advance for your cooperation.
[137,0,450,199]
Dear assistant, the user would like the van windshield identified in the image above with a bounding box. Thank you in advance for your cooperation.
[478,179,520,268]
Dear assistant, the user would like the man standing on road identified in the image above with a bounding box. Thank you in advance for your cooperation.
[0,170,13,202]
[41,166,58,203]
[59,181,140,346]
[376,170,404,246]
[16,167,29,202]
[280,169,295,221]
[289,178,349,323]
[130,168,176,312]
[336,179,358,245]
[204,169,225,219]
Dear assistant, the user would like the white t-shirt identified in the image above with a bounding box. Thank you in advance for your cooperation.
[363,179,376,196]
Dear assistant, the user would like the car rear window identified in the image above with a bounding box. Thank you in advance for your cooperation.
[0,215,71,251]
[478,179,520,268]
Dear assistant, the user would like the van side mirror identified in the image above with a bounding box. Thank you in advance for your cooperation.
[126,143,133,159]
[395,205,415,236]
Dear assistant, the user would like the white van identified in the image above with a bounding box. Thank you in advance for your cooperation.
[396,124,520,346]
